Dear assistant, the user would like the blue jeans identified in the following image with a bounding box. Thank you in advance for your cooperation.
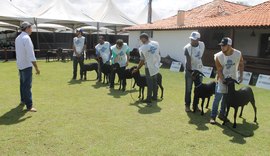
[210,87,227,118]
[73,56,84,79]
[19,67,33,109]
[185,70,193,106]
[145,68,158,100]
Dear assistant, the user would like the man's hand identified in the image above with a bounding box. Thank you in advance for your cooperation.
[132,68,138,74]
[239,76,243,83]
[36,68,40,75]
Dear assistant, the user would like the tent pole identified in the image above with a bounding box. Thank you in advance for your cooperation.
[34,18,40,49]
[97,22,100,42]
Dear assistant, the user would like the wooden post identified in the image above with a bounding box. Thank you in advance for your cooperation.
[148,0,152,24]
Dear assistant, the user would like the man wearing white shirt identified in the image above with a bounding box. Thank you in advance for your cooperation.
[184,31,205,112]
[72,29,86,80]
[15,22,40,112]
[110,39,130,90]
[133,33,161,105]
[95,36,111,82]
[210,37,244,124]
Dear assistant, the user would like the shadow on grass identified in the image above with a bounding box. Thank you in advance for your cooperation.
[187,108,259,144]
[129,100,162,114]
[107,88,138,99]
[67,79,82,85]
[0,104,31,125]
[92,81,109,89]
[186,109,211,131]
[216,118,259,144]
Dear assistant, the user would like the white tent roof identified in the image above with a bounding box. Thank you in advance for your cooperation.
[84,0,137,26]
[135,5,161,24]
[34,0,96,28]
[0,0,33,25]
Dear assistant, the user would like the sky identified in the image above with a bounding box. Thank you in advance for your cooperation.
[10,0,269,21]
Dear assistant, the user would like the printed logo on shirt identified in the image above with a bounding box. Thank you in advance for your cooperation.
[75,39,81,45]
[194,51,201,59]
[225,59,235,69]
[119,51,124,56]
[100,47,107,53]
[148,46,157,54]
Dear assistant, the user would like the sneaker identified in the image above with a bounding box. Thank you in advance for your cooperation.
[210,118,216,124]
[185,106,191,112]
[218,114,230,122]
[27,107,37,112]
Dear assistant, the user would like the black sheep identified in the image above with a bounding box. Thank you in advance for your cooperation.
[191,70,216,115]
[111,63,136,91]
[222,77,257,128]
[82,63,98,80]
[132,67,164,100]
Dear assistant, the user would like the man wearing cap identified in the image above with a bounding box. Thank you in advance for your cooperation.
[133,33,161,105]
[95,36,111,82]
[15,21,40,112]
[210,37,244,124]
[184,31,205,112]
[72,29,86,80]
[110,39,130,90]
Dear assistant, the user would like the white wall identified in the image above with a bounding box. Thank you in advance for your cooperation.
[153,30,195,64]
[128,30,195,64]
[128,31,141,50]
[234,28,270,56]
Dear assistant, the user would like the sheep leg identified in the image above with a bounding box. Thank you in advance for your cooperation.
[142,87,145,100]
[223,106,230,125]
[101,74,106,84]
[206,97,210,108]
[132,80,136,88]
[251,101,257,123]
[118,80,122,91]
[233,107,238,128]
[192,94,199,113]
[239,106,244,118]
[201,98,205,116]
[159,84,164,99]
[95,69,99,80]
[138,87,141,99]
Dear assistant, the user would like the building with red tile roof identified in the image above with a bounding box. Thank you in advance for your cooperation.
[126,0,270,75]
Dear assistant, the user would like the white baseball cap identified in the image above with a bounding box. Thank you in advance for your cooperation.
[189,31,201,40]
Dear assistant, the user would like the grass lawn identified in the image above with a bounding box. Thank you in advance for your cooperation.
[0,60,270,156]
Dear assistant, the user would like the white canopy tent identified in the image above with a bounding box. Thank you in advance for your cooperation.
[33,0,96,28]
[83,0,137,36]
[0,0,33,25]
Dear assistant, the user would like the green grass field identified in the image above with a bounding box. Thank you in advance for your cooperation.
[0,60,270,156]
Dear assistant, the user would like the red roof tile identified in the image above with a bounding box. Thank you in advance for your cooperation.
[125,0,270,30]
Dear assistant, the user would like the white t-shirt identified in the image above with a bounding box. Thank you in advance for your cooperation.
[111,43,130,67]
[15,32,37,70]
[215,49,242,93]
[184,41,205,71]
[73,36,86,56]
[139,41,161,76]
[95,41,111,64]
